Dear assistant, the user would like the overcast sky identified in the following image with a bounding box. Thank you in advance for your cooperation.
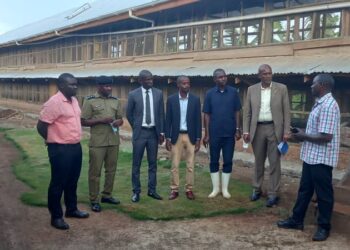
[0,0,94,35]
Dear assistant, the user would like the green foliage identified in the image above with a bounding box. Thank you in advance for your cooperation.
[6,128,263,220]
[0,127,12,132]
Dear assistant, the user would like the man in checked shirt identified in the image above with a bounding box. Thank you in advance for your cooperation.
[277,74,340,242]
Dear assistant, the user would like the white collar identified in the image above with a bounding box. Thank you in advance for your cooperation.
[261,82,272,90]
[141,87,152,93]
[178,92,189,99]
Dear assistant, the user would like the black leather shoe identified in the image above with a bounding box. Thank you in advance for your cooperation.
[131,193,140,203]
[312,227,330,241]
[277,217,304,230]
[266,196,279,207]
[250,191,261,201]
[147,191,163,200]
[91,202,102,212]
[51,218,69,230]
[101,197,120,205]
[65,210,89,218]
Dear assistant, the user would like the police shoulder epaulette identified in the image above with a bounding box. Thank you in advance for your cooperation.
[86,95,96,100]
[110,96,118,100]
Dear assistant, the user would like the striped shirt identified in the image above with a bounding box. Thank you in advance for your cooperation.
[300,93,340,168]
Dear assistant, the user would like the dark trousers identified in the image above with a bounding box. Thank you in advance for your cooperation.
[47,143,82,219]
[131,128,158,194]
[209,137,235,173]
[292,162,334,231]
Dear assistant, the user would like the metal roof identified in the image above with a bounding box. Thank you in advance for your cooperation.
[0,0,169,46]
[0,54,349,78]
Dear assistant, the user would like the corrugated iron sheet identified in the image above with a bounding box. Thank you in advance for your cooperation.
[0,0,168,45]
[0,54,349,78]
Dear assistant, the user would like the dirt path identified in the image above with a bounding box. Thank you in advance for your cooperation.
[0,133,349,250]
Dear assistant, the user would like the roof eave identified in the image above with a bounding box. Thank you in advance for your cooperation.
[0,0,199,49]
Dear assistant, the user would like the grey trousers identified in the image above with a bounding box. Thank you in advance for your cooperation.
[251,123,281,197]
[131,128,158,194]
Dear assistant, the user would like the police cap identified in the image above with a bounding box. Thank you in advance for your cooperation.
[96,76,113,85]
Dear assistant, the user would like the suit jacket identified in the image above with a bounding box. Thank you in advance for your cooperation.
[126,87,165,140]
[243,81,290,143]
[165,93,202,145]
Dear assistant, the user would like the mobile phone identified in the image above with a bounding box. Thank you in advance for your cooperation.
[290,126,298,133]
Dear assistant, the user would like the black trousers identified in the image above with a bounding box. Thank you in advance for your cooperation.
[292,162,334,231]
[47,143,82,219]
[209,137,235,173]
[131,128,158,194]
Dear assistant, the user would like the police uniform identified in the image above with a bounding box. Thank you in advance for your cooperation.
[81,92,122,203]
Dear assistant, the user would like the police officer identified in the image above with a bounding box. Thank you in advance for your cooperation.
[81,76,123,212]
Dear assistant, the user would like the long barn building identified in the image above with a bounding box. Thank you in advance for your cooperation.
[0,0,350,148]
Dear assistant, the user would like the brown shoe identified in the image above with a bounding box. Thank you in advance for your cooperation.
[169,191,179,200]
[186,191,195,200]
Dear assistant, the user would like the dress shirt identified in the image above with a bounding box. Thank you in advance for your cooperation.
[141,87,155,127]
[39,91,82,144]
[258,83,273,122]
[179,92,189,131]
[300,93,340,168]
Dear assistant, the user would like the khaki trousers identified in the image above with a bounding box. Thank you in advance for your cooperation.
[251,123,281,198]
[170,134,195,192]
[89,145,119,202]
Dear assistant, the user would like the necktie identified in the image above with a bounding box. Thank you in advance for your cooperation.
[145,90,151,125]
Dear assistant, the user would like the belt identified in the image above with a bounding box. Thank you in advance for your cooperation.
[179,131,188,134]
[47,142,81,146]
[257,121,273,125]
[142,126,155,130]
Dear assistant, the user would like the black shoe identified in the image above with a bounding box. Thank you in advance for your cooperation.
[91,202,102,212]
[147,191,163,200]
[131,193,140,203]
[101,197,120,205]
[312,227,330,241]
[277,217,304,231]
[65,210,89,218]
[250,191,261,201]
[51,218,69,230]
[266,196,279,207]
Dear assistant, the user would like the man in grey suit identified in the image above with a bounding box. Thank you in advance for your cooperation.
[243,64,291,207]
[126,70,165,202]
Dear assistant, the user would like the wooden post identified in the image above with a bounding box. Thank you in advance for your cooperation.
[207,25,213,48]
[48,80,57,97]
[342,9,350,37]
[311,12,318,38]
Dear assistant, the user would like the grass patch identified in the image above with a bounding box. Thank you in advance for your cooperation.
[0,127,12,132]
[5,128,263,220]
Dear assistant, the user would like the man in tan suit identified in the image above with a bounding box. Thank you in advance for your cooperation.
[243,64,290,207]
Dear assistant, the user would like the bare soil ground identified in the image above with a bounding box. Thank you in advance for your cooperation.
[0,132,349,250]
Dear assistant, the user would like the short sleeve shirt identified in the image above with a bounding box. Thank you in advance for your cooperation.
[81,93,122,147]
[300,93,340,167]
[39,91,82,144]
[203,85,241,137]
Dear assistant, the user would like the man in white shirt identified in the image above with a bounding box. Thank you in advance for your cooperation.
[126,70,165,202]
[243,64,291,207]
[165,76,201,200]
